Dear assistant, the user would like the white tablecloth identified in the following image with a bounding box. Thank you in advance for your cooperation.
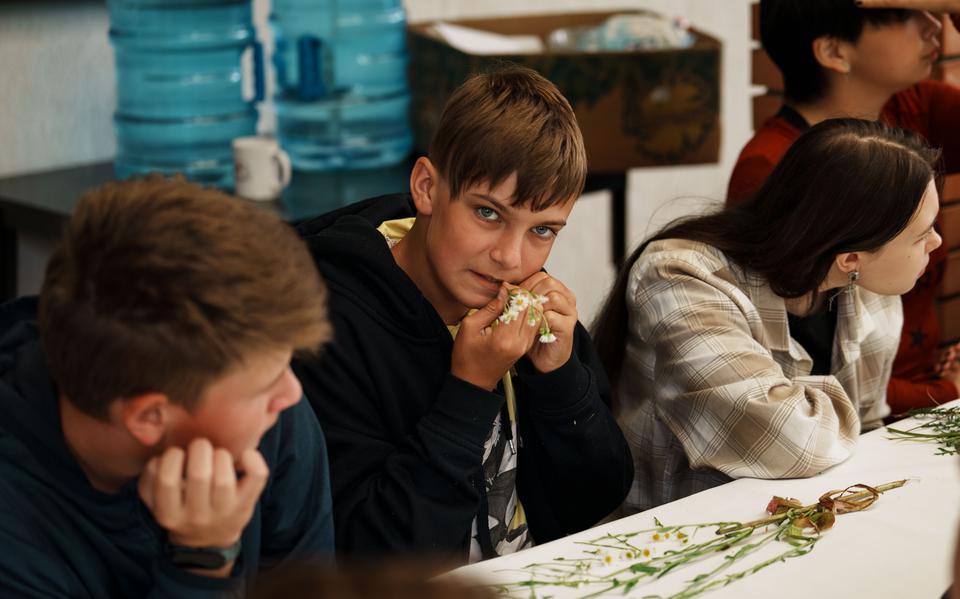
[451,404,960,598]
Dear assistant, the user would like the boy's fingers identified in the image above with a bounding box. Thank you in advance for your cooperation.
[463,285,508,330]
[519,271,550,290]
[543,308,573,325]
[526,277,576,309]
[185,439,213,515]
[138,457,159,509]
[236,449,270,510]
[211,448,237,513]
[541,290,575,317]
[537,279,574,301]
[154,447,186,523]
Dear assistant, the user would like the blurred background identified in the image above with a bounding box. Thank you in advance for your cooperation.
[0,0,753,324]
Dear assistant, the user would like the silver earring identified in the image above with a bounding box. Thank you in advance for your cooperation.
[846,270,860,294]
[828,270,859,311]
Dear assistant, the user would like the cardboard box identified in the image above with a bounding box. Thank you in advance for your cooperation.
[408,11,722,174]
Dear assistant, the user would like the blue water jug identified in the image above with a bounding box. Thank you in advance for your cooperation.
[271,0,412,170]
[108,0,263,187]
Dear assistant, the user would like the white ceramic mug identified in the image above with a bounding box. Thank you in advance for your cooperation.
[233,136,292,201]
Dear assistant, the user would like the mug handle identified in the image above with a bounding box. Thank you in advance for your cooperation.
[274,149,292,190]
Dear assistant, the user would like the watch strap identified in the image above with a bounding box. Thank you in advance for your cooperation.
[164,539,242,570]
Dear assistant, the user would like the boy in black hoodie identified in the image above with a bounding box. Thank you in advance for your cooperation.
[0,176,335,597]
[295,66,633,562]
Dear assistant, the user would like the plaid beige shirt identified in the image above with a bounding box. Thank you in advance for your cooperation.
[617,239,901,514]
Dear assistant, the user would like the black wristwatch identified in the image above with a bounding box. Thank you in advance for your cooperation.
[164,540,242,570]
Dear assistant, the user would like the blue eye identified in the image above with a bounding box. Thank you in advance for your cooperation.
[476,207,499,221]
[532,225,555,239]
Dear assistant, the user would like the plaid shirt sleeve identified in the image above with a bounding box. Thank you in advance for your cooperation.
[624,245,865,484]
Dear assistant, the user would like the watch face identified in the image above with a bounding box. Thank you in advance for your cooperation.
[166,541,241,570]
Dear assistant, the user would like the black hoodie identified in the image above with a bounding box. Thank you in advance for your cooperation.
[0,298,335,598]
[294,193,633,560]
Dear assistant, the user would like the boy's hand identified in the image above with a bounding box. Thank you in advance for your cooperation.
[451,284,541,391]
[520,272,577,374]
[139,438,269,575]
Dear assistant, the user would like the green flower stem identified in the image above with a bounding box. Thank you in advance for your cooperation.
[887,407,960,455]
[667,525,785,599]
[887,428,960,439]
[490,480,907,599]
[669,532,817,599]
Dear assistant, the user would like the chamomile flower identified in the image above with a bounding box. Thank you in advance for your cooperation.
[512,292,530,310]
[499,288,557,344]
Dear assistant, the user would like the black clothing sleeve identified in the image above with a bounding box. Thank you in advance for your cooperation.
[294,307,504,559]
[295,307,633,558]
[514,322,634,542]
[0,492,245,599]
[294,195,632,559]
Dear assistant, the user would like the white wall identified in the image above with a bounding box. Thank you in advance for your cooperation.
[0,2,115,176]
[0,0,753,322]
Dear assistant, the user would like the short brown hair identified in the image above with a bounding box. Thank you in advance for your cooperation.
[39,175,331,419]
[429,65,587,210]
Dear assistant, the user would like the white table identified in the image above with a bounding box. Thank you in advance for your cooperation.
[452,405,960,598]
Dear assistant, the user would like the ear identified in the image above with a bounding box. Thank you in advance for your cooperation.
[118,393,170,448]
[811,35,852,74]
[409,156,438,216]
[834,251,861,275]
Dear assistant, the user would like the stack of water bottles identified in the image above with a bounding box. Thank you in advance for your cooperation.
[271,0,412,170]
[109,0,412,188]
[108,0,262,188]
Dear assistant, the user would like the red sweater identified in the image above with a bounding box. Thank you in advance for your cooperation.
[728,81,960,414]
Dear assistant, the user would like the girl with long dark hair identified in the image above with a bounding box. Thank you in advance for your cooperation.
[593,119,943,513]
[731,0,960,415]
